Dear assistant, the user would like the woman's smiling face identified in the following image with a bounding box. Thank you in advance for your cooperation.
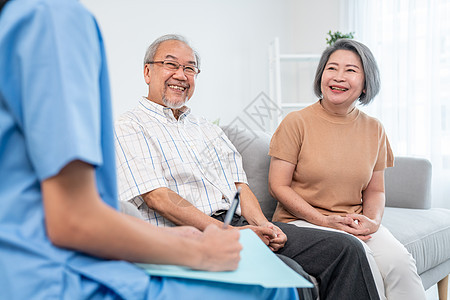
[320,49,365,111]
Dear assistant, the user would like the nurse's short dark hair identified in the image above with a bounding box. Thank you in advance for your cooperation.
[313,39,380,105]
[143,34,201,69]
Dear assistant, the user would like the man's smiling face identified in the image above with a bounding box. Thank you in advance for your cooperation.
[144,40,197,109]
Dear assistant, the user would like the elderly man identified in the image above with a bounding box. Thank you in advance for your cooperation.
[0,1,298,298]
[115,34,380,300]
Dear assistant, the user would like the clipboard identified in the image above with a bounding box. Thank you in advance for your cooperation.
[136,229,313,288]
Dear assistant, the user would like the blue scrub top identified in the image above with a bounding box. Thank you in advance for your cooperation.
[0,0,296,299]
[0,0,152,298]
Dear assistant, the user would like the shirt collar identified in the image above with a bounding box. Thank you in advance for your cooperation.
[138,97,191,122]
[314,100,360,124]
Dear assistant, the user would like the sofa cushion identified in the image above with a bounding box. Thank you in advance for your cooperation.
[382,207,450,274]
[221,126,276,220]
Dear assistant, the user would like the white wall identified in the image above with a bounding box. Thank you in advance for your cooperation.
[81,0,341,125]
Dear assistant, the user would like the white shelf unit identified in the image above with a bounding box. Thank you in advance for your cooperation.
[268,37,321,130]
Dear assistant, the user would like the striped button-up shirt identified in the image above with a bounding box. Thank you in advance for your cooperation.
[114,97,247,227]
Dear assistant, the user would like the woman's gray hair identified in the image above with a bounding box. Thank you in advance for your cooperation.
[143,34,201,69]
[313,39,380,105]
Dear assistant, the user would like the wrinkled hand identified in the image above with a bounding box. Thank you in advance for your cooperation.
[346,214,379,241]
[322,215,371,240]
[195,224,242,272]
[260,222,287,252]
[240,225,276,246]
[239,224,286,252]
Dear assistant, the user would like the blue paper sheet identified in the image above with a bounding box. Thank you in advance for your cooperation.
[136,229,313,288]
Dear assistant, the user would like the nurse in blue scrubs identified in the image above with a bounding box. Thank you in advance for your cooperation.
[0,0,297,299]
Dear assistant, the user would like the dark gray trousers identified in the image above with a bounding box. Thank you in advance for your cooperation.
[212,212,380,300]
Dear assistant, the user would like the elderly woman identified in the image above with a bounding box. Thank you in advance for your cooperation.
[268,39,426,300]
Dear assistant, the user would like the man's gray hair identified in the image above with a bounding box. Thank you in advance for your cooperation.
[313,39,380,105]
[143,34,201,68]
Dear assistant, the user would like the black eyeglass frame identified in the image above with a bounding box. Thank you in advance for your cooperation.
[147,60,201,75]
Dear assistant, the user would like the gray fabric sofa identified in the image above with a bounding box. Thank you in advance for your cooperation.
[222,126,450,299]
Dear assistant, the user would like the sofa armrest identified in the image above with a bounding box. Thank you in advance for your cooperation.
[384,156,432,209]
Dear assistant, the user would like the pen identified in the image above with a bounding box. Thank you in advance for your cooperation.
[222,187,241,229]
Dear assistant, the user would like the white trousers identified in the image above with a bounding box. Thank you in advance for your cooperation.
[289,220,426,300]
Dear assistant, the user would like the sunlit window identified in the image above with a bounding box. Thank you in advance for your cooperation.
[345,0,450,207]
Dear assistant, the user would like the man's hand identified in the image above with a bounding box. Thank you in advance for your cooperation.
[195,224,242,272]
[261,222,287,252]
[238,225,276,246]
[239,224,286,251]
[263,222,287,252]
[239,225,273,245]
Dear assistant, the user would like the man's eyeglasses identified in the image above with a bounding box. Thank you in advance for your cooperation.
[147,60,200,76]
